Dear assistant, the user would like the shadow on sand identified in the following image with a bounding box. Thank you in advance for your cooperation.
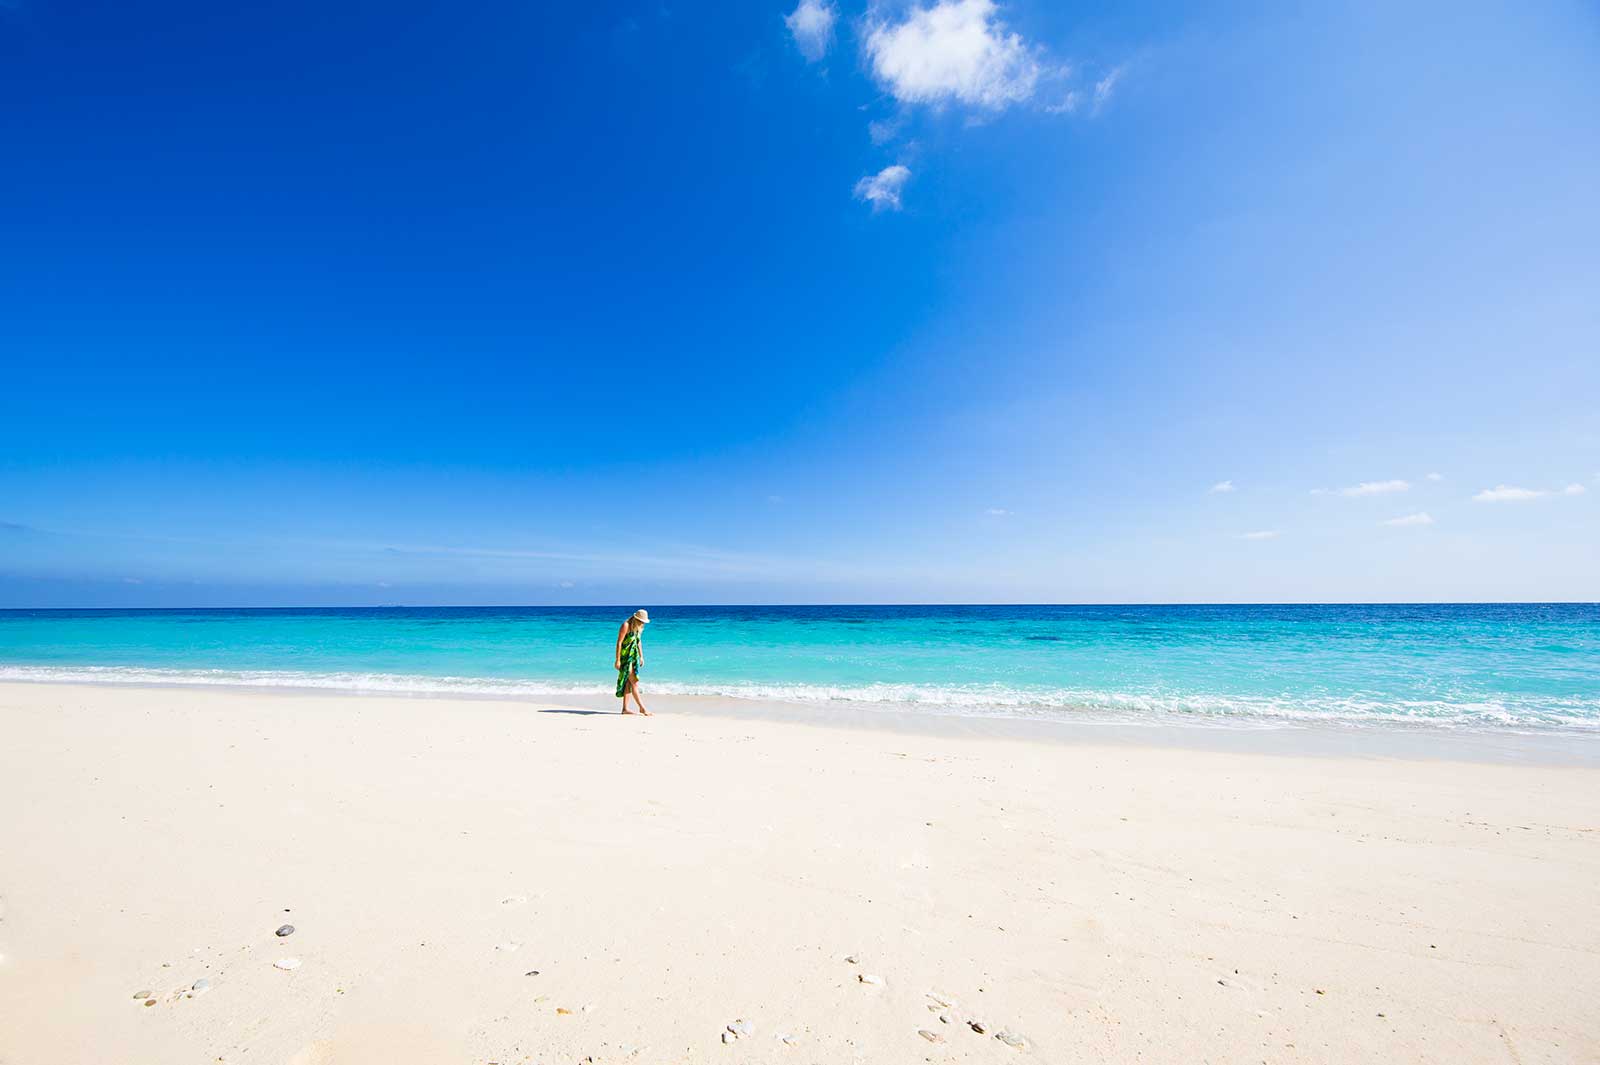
[537,708,613,716]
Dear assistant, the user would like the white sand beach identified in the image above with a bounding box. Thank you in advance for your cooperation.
[1,681,1596,1064]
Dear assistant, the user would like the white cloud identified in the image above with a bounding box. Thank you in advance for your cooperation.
[863,0,1043,110]
[1473,485,1546,502]
[1239,530,1280,541]
[1342,479,1410,497]
[985,507,1012,516]
[1044,90,1082,115]
[1425,472,1443,481]
[785,0,837,62]
[1382,512,1435,527]
[1208,480,1236,494]
[1469,484,1587,502]
[854,164,911,211]
[1091,65,1124,114]
[867,116,903,145]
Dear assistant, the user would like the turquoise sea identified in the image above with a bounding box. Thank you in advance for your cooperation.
[1,604,1597,733]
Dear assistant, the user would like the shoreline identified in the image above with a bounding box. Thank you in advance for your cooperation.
[4,676,1600,767]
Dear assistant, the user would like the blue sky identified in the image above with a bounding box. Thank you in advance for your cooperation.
[2,0,1597,606]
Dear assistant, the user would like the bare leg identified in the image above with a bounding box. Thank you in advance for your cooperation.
[621,683,637,714]
[627,673,651,716]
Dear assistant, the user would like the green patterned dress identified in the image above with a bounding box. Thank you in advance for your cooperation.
[616,629,642,696]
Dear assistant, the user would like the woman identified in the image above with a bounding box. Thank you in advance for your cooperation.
[614,609,652,715]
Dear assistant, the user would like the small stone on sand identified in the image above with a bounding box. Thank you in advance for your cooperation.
[968,1021,986,1034]
[859,973,884,986]
[556,1007,572,1016]
[727,1019,752,1038]
[133,990,152,999]
[275,925,294,937]
[191,978,210,992]
[918,1030,943,1043]
[721,1031,733,1044]
[995,1030,1027,1049]
[844,954,859,964]
[143,998,157,1007]
[273,958,301,971]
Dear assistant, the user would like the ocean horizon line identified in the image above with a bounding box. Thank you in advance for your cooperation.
[4,599,1599,613]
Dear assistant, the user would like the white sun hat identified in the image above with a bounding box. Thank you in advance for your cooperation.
[631,609,650,624]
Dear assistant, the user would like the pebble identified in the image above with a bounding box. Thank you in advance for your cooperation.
[191,978,210,992]
[858,973,884,986]
[844,954,859,964]
[143,998,157,1007]
[778,1033,798,1046]
[995,1030,1027,1049]
[918,1030,943,1043]
[968,1021,987,1035]
[273,958,301,971]
[727,1019,753,1038]
[133,990,152,999]
[275,925,295,937]
[556,1007,572,1016]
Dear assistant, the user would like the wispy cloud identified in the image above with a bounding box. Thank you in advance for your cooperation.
[862,0,1045,111]
[1382,512,1435,527]
[1239,530,1280,541]
[1471,484,1584,502]
[867,116,904,145]
[1208,480,1236,494]
[1043,89,1082,115]
[854,164,911,211]
[1341,479,1410,497]
[1091,65,1124,114]
[0,520,28,532]
[984,507,1012,516]
[784,0,837,63]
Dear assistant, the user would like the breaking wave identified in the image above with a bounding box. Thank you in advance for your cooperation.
[3,664,1596,733]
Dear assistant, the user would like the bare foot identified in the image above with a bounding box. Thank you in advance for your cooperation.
[622,708,637,715]
[638,707,653,716]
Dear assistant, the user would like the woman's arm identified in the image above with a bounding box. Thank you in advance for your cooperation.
[614,623,626,670]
